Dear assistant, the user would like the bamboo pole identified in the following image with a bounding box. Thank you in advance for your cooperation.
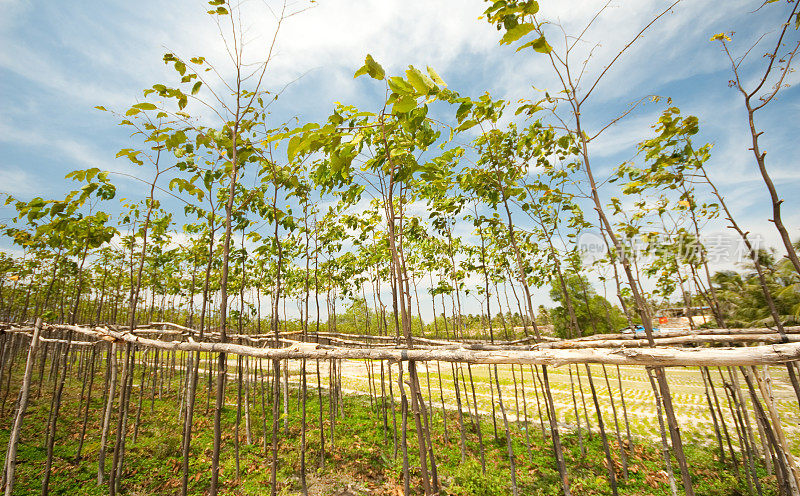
[44,324,800,368]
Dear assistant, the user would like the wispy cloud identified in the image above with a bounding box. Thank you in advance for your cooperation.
[1,0,799,279]
[0,167,42,197]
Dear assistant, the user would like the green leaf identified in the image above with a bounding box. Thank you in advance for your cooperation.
[67,170,86,181]
[456,119,477,132]
[191,81,202,95]
[388,76,414,95]
[531,36,553,53]
[354,54,385,80]
[523,1,540,15]
[426,67,446,87]
[456,101,472,123]
[287,135,304,161]
[517,36,552,53]
[133,102,157,111]
[94,106,107,111]
[50,202,66,216]
[405,66,434,94]
[392,95,417,114]
[500,23,536,45]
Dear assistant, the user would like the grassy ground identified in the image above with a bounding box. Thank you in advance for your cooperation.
[0,354,783,496]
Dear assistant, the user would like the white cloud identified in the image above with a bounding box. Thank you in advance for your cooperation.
[0,167,42,197]
[1,0,800,312]
[0,39,132,108]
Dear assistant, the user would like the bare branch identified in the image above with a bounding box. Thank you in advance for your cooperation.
[749,1,800,98]
[589,94,655,142]
[579,0,681,106]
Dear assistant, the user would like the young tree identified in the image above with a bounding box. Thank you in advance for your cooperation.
[711,3,800,276]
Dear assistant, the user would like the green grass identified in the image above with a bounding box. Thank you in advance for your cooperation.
[0,357,782,495]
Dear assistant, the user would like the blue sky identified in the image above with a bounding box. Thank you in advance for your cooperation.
[1,0,799,314]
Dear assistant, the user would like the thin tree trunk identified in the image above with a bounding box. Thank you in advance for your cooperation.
[76,346,97,460]
[41,332,73,496]
[493,364,518,496]
[646,368,679,496]
[3,319,42,496]
[98,343,118,485]
[585,364,618,496]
